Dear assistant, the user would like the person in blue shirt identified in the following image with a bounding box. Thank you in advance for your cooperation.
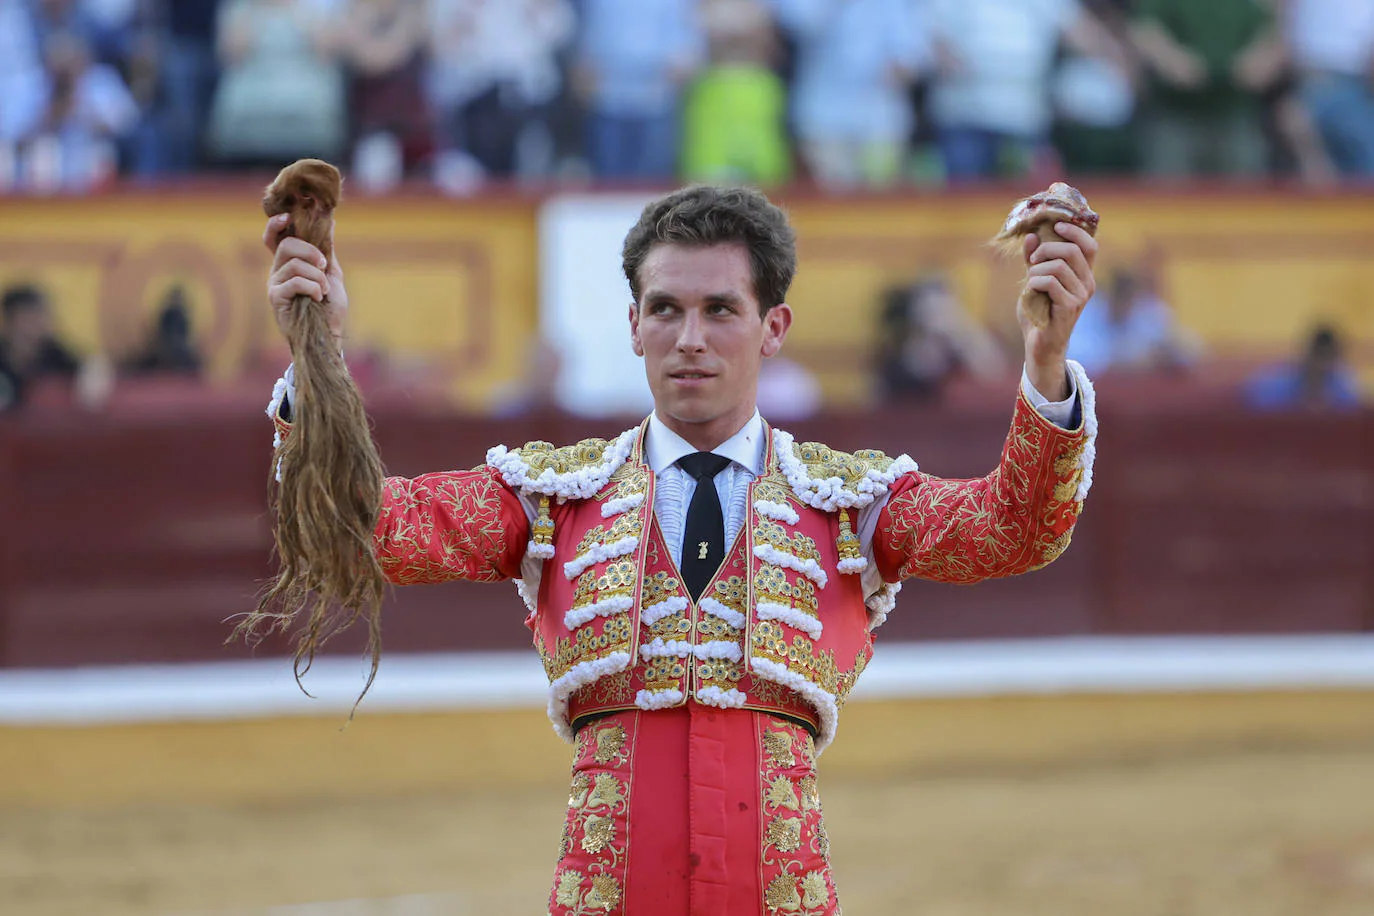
[1245,324,1363,411]
[575,0,704,181]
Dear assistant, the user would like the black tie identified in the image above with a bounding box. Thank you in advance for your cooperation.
[679,451,731,601]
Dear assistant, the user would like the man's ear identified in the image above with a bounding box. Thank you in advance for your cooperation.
[628,302,645,357]
[761,303,793,358]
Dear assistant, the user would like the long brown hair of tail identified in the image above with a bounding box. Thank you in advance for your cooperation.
[231,158,387,706]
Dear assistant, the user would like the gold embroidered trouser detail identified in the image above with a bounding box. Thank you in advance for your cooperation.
[758,718,839,915]
[549,719,635,915]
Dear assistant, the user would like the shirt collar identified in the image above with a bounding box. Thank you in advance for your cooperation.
[646,410,765,477]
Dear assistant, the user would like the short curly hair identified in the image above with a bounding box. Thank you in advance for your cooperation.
[621,186,797,317]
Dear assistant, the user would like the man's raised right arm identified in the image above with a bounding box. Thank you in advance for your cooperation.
[264,216,531,587]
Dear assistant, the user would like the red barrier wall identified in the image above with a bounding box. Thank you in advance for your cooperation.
[0,375,1370,669]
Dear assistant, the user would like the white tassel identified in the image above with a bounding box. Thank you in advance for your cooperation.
[693,641,743,662]
[642,596,689,626]
[753,544,829,588]
[698,596,745,628]
[601,492,646,518]
[563,595,634,629]
[773,428,919,512]
[753,499,800,525]
[696,686,747,708]
[1066,359,1098,502]
[514,579,538,614]
[749,656,840,755]
[837,556,868,574]
[635,688,684,710]
[639,638,694,660]
[864,582,902,631]
[488,427,638,501]
[546,651,632,742]
[563,536,640,580]
[757,601,823,640]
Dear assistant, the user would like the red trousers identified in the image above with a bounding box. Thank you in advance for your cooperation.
[548,704,839,915]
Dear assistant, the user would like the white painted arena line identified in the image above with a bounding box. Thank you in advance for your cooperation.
[2,635,1374,726]
[194,893,466,916]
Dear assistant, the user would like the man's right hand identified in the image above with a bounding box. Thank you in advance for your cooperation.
[264,213,348,350]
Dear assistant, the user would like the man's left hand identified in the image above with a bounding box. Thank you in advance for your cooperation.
[1020,221,1098,400]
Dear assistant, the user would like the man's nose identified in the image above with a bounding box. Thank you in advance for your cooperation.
[676,311,707,352]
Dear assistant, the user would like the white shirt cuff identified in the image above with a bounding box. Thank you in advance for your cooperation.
[1020,364,1078,429]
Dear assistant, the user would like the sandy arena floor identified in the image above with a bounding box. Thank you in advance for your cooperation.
[4,693,1374,916]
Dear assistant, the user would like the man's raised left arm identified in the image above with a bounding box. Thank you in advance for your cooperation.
[867,220,1099,584]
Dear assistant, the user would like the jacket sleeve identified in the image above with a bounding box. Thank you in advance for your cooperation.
[271,409,530,586]
[374,467,530,585]
[871,385,1094,584]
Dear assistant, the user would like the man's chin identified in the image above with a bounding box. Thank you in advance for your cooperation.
[659,400,722,426]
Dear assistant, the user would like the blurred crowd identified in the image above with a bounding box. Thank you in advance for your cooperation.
[873,259,1364,413]
[0,0,1371,193]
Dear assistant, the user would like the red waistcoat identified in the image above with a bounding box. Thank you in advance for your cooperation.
[498,420,892,751]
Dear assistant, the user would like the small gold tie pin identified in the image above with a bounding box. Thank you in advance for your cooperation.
[698,541,709,560]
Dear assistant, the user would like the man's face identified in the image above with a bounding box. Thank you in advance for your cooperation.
[629,242,791,447]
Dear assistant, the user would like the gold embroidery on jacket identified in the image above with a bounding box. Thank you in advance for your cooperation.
[880,398,1088,584]
[544,616,634,684]
[791,442,898,492]
[516,437,615,477]
[377,471,515,585]
[575,525,606,558]
[835,647,872,708]
[755,519,822,565]
[752,622,840,696]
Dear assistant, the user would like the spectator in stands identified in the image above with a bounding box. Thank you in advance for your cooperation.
[426,0,575,192]
[25,28,140,191]
[1130,0,1283,178]
[768,0,925,189]
[490,335,567,418]
[206,0,347,169]
[1050,0,1141,177]
[926,0,1127,182]
[0,0,49,187]
[30,0,101,51]
[575,0,703,182]
[341,0,428,192]
[757,353,822,419]
[136,0,222,175]
[681,0,791,187]
[875,272,1007,402]
[0,284,81,413]
[123,285,204,377]
[1245,324,1363,411]
[1068,266,1196,373]
[1284,0,1374,178]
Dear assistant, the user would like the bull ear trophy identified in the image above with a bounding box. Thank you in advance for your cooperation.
[231,158,387,706]
[992,181,1100,328]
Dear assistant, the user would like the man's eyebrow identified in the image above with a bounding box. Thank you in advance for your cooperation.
[703,291,745,305]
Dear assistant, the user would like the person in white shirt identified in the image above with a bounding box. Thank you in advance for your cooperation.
[1284,0,1374,176]
[926,0,1126,180]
